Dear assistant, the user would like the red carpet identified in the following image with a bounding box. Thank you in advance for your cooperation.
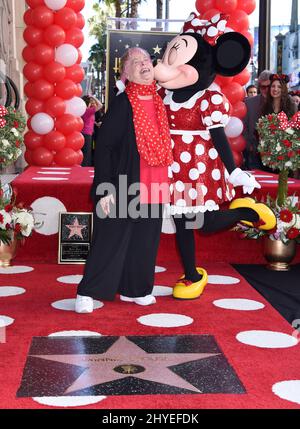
[0,261,300,409]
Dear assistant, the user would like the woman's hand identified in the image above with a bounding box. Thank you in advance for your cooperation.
[100,194,115,215]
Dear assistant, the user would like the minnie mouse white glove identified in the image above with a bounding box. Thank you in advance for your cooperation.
[228,168,261,194]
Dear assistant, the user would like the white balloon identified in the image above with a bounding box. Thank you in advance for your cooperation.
[225,116,244,138]
[44,0,67,10]
[31,113,54,135]
[55,44,79,67]
[65,97,87,116]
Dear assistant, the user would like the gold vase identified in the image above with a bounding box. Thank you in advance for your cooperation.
[0,239,19,268]
[263,237,297,271]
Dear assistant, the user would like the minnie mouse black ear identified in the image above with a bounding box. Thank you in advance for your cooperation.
[214,32,251,77]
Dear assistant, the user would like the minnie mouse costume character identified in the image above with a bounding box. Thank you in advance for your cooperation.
[154,12,277,300]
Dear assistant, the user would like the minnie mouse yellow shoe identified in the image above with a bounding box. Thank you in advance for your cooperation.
[173,267,208,300]
[229,197,276,230]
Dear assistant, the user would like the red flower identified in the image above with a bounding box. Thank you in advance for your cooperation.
[0,189,3,198]
[0,213,4,223]
[5,223,10,230]
[4,204,13,213]
[270,124,277,130]
[288,151,295,158]
[277,155,285,160]
[287,228,300,240]
[267,115,273,121]
[280,209,293,223]
[282,139,292,148]
[15,140,21,147]
[14,223,22,233]
[13,121,19,128]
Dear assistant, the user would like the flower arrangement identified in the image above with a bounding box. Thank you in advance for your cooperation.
[233,111,300,244]
[0,105,26,168]
[0,183,35,245]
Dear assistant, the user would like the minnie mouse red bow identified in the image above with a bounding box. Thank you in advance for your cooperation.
[182,12,228,46]
[278,111,300,130]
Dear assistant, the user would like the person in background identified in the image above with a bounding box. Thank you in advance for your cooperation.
[243,70,272,170]
[289,90,300,111]
[81,95,102,167]
[261,74,297,117]
[246,84,257,97]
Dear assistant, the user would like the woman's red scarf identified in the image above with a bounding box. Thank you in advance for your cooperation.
[125,81,173,167]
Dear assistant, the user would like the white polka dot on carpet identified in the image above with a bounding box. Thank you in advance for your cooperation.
[155,266,166,273]
[0,315,14,328]
[57,275,83,284]
[0,266,34,274]
[236,330,298,348]
[272,380,300,405]
[208,275,240,284]
[51,299,103,312]
[48,330,102,337]
[32,396,106,407]
[137,313,193,328]
[0,287,26,297]
[152,286,173,296]
[213,298,265,311]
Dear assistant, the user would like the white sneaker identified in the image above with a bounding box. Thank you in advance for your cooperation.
[120,294,156,306]
[75,295,94,313]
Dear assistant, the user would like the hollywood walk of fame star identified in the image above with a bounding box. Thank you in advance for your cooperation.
[31,336,219,395]
[66,218,87,239]
[153,44,162,54]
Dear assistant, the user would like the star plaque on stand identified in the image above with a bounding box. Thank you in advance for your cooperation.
[58,212,93,264]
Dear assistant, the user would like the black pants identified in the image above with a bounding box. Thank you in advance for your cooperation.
[81,134,93,167]
[77,205,163,301]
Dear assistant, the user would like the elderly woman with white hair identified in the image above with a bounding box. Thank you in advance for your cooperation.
[75,48,173,313]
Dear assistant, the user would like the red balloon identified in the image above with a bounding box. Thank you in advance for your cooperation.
[65,64,85,83]
[75,116,84,132]
[44,131,66,151]
[240,30,254,47]
[76,13,85,29]
[227,9,249,32]
[55,114,79,135]
[76,49,83,64]
[231,101,247,119]
[202,9,221,20]
[54,147,78,166]
[229,135,247,152]
[222,82,245,104]
[24,131,44,150]
[76,84,83,97]
[22,46,34,63]
[65,27,84,48]
[24,82,35,98]
[43,25,66,47]
[33,44,55,65]
[23,26,43,46]
[27,117,33,131]
[233,68,251,86]
[26,0,44,7]
[215,75,234,87]
[66,0,85,13]
[76,150,83,165]
[24,9,33,25]
[237,0,256,14]
[32,146,54,166]
[32,79,54,100]
[65,132,84,150]
[44,96,66,117]
[195,0,216,14]
[216,0,237,13]
[55,79,78,100]
[43,61,66,83]
[233,150,244,167]
[54,8,77,30]
[23,62,43,82]
[24,149,33,165]
[31,6,54,29]
[25,99,44,116]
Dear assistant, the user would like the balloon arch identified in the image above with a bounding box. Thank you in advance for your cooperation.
[23,0,256,166]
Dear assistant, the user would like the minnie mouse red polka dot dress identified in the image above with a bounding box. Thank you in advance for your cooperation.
[162,88,235,214]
